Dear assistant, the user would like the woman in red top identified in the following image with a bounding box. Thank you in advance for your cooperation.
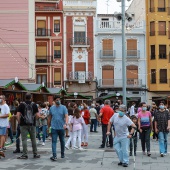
[81,103,90,147]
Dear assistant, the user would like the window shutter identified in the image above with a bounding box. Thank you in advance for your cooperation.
[102,39,113,50]
[75,63,86,71]
[127,39,137,50]
[158,0,165,8]
[150,22,155,32]
[159,21,166,31]
[36,46,47,57]
[126,66,138,79]
[54,68,61,85]
[37,20,46,28]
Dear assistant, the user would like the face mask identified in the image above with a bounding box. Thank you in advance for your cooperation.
[159,105,164,109]
[55,101,61,105]
[81,106,84,110]
[118,111,124,117]
[142,107,147,111]
[0,99,2,104]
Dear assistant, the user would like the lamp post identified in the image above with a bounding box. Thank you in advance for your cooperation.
[121,0,126,106]
[116,0,132,106]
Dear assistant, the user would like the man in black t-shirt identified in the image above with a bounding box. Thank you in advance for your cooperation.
[16,93,40,159]
[155,101,170,157]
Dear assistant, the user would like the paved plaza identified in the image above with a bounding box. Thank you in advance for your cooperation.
[1,127,170,170]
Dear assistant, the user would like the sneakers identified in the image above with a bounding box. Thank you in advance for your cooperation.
[50,156,57,161]
[160,153,164,157]
[143,151,146,155]
[17,155,28,159]
[118,162,123,166]
[42,142,45,146]
[65,145,69,150]
[122,163,128,167]
[147,152,151,157]
[34,154,40,158]
[72,146,78,150]
[13,149,21,154]
[78,147,84,150]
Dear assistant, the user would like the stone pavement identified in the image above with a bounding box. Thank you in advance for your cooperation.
[1,126,170,170]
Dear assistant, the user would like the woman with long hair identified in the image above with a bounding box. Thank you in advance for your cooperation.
[70,108,84,150]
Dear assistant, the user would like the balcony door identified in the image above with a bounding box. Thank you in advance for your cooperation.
[102,39,113,56]
[75,62,86,80]
[36,43,47,63]
[126,65,138,86]
[74,26,86,44]
[127,39,137,57]
[36,74,47,86]
[54,68,61,85]
[102,65,114,86]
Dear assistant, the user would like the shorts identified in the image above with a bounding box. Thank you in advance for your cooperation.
[0,127,7,135]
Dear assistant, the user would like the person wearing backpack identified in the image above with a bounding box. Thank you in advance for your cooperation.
[16,93,40,159]
[48,95,68,161]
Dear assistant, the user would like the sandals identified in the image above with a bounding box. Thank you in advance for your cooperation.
[81,142,84,146]
[0,151,5,158]
[17,155,28,159]
[84,143,88,147]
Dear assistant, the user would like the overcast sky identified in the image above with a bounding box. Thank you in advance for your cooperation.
[97,0,132,14]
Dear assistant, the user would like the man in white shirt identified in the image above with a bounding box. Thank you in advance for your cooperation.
[0,95,10,158]
[130,102,136,117]
[89,104,97,132]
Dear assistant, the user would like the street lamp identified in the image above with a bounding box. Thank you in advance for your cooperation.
[74,92,78,99]
[116,0,132,106]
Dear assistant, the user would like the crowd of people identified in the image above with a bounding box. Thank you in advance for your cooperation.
[0,93,170,168]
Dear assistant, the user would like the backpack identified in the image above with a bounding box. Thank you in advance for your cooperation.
[22,102,35,125]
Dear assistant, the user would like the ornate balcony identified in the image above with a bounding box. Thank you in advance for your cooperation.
[35,5,61,12]
[70,38,90,48]
[68,71,93,82]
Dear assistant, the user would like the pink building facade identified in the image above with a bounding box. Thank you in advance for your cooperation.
[0,0,35,80]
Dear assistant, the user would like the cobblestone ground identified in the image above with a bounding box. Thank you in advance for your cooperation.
[1,126,170,170]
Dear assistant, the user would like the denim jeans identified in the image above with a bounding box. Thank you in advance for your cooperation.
[130,137,137,153]
[51,128,65,157]
[36,125,47,143]
[16,124,21,150]
[140,128,151,152]
[90,119,97,132]
[114,137,129,164]
[158,132,168,154]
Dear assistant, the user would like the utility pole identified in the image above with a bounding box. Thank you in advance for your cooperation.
[121,0,127,106]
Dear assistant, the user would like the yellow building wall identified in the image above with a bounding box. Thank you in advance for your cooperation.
[146,0,170,92]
